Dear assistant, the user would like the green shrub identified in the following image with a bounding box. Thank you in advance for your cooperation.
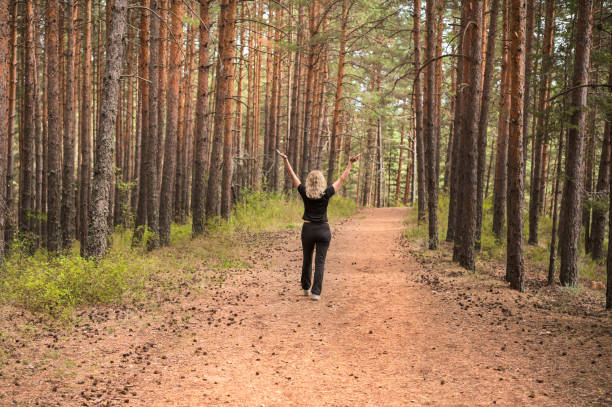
[0,191,358,319]
[405,193,607,284]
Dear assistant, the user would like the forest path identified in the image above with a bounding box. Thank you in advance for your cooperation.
[126,207,561,406]
[4,207,599,406]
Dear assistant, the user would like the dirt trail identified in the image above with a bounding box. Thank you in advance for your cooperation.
[101,207,572,406]
[2,207,609,406]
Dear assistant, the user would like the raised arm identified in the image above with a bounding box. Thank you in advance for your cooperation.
[332,154,361,193]
[276,149,301,188]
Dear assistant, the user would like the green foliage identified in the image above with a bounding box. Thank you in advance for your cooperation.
[0,191,357,320]
[0,241,132,319]
[405,193,607,284]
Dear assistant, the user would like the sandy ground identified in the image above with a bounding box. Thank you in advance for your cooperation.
[1,207,610,406]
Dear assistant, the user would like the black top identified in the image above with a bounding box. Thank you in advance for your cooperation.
[297,184,335,223]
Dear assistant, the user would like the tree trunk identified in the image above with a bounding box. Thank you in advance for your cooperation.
[395,125,405,201]
[85,0,128,258]
[522,0,536,176]
[19,0,38,248]
[157,0,168,185]
[454,0,483,270]
[413,0,427,223]
[79,0,93,255]
[558,0,593,287]
[263,12,274,188]
[300,1,317,181]
[591,56,612,260]
[591,89,612,260]
[62,0,77,249]
[220,0,238,218]
[506,0,526,291]
[424,0,438,249]
[328,0,348,183]
[528,0,555,245]
[548,125,564,284]
[361,124,375,206]
[159,0,184,246]
[475,0,500,250]
[207,0,238,219]
[45,0,62,252]
[446,14,464,242]
[180,27,196,220]
[607,113,612,308]
[286,5,303,191]
[5,0,17,246]
[133,0,150,245]
[145,0,161,250]
[192,0,211,236]
[0,0,9,257]
[491,0,510,238]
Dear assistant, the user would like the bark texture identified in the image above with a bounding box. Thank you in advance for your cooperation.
[413,0,427,223]
[475,0,500,249]
[61,0,77,250]
[558,0,593,287]
[491,0,510,238]
[424,0,438,249]
[506,0,526,291]
[19,0,37,245]
[159,0,184,246]
[46,0,62,253]
[192,0,211,236]
[85,0,128,259]
[0,0,9,257]
[454,0,483,270]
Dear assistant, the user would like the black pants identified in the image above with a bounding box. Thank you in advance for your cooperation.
[301,222,331,295]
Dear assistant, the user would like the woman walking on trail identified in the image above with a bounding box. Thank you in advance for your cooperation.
[277,149,361,301]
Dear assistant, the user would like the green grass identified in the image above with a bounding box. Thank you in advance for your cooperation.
[0,191,358,320]
[405,193,607,283]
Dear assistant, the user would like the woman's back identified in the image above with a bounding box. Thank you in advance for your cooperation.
[297,184,335,223]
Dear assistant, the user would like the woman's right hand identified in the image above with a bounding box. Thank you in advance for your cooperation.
[349,153,362,163]
[276,149,288,160]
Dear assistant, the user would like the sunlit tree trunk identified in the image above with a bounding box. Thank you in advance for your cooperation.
[79,0,93,254]
[192,0,211,236]
[19,0,38,247]
[45,0,62,252]
[157,0,168,185]
[159,0,184,246]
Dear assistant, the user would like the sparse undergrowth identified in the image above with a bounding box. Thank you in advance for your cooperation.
[0,191,357,320]
[404,194,608,310]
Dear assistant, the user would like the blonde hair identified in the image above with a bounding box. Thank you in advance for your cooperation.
[305,170,327,199]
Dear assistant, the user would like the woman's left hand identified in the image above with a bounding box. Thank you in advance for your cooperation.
[349,153,362,163]
[276,149,288,160]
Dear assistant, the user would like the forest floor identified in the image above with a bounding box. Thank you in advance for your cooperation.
[1,207,611,406]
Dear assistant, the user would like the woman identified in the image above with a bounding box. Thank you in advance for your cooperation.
[276,149,361,301]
